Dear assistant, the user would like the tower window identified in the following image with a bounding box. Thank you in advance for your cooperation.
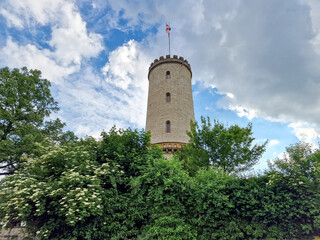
[166,92,171,103]
[166,121,171,133]
[166,71,171,79]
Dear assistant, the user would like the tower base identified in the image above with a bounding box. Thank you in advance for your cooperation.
[152,142,185,153]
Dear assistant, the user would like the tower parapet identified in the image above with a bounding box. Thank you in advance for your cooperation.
[148,55,192,78]
[146,55,195,153]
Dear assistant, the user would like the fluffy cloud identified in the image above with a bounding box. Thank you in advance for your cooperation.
[54,40,151,137]
[269,139,280,148]
[0,8,24,29]
[2,0,320,142]
[0,0,70,27]
[0,38,77,83]
[105,0,320,141]
[0,0,103,82]
[289,122,319,145]
[101,40,150,127]
[0,0,151,137]
[102,40,148,90]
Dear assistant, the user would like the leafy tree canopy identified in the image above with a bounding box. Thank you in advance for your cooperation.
[264,142,320,239]
[177,116,267,175]
[0,126,319,239]
[269,142,320,183]
[0,67,76,175]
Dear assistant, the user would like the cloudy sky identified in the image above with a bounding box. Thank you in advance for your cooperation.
[1,0,320,170]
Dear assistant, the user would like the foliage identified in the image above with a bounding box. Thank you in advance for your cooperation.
[269,142,320,182]
[0,67,76,175]
[189,169,236,239]
[94,127,163,239]
[134,158,196,240]
[0,138,105,239]
[1,124,319,239]
[97,126,155,179]
[0,128,165,239]
[264,142,320,239]
[177,116,267,175]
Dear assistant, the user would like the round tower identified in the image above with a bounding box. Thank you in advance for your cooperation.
[146,54,195,153]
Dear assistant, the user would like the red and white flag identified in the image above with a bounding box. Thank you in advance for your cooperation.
[166,23,171,37]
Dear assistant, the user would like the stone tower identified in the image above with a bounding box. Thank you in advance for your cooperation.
[146,54,195,153]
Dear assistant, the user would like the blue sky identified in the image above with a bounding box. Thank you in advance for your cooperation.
[1,0,320,171]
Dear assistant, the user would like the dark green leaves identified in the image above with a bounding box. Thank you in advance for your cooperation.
[177,116,266,175]
[1,101,319,240]
[0,67,76,175]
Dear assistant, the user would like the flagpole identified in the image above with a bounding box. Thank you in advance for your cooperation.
[169,22,171,56]
[169,33,170,56]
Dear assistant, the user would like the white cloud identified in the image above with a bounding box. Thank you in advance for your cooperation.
[289,122,319,145]
[108,0,320,139]
[54,40,151,137]
[0,0,67,27]
[102,40,147,90]
[225,104,258,120]
[0,0,103,83]
[3,0,320,142]
[94,0,320,144]
[269,139,280,147]
[48,3,103,66]
[101,40,150,125]
[0,38,77,83]
[0,8,24,29]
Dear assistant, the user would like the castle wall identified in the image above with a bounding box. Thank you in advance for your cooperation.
[0,227,36,240]
[146,55,195,145]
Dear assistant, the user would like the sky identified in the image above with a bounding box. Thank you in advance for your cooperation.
[1,0,320,171]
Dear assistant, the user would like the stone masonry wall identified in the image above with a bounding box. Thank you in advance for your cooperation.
[0,227,36,240]
[146,55,195,144]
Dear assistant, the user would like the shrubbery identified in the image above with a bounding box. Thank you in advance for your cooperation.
[1,127,319,239]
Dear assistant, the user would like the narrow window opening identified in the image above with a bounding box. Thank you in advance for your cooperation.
[166,121,171,133]
[166,92,171,103]
[166,71,171,79]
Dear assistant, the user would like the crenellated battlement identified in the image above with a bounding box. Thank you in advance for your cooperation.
[148,55,192,78]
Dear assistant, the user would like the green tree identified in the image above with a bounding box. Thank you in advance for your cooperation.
[0,127,165,239]
[95,127,163,239]
[134,158,196,240]
[177,116,267,175]
[189,168,236,239]
[0,67,76,175]
[0,138,109,239]
[264,142,320,239]
[269,142,320,182]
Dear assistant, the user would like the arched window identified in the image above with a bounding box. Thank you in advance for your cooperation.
[166,92,171,103]
[166,121,171,133]
[166,71,170,79]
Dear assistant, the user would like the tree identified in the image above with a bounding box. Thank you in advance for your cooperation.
[0,138,108,239]
[1,126,319,239]
[264,142,320,239]
[177,116,267,175]
[134,158,196,240]
[0,67,76,175]
[269,142,320,182]
[0,127,155,239]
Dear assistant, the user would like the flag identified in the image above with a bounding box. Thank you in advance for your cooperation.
[166,23,171,37]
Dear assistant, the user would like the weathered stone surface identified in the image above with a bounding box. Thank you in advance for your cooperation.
[0,227,36,240]
[146,56,195,145]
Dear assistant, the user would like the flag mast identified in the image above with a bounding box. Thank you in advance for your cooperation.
[166,23,171,56]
